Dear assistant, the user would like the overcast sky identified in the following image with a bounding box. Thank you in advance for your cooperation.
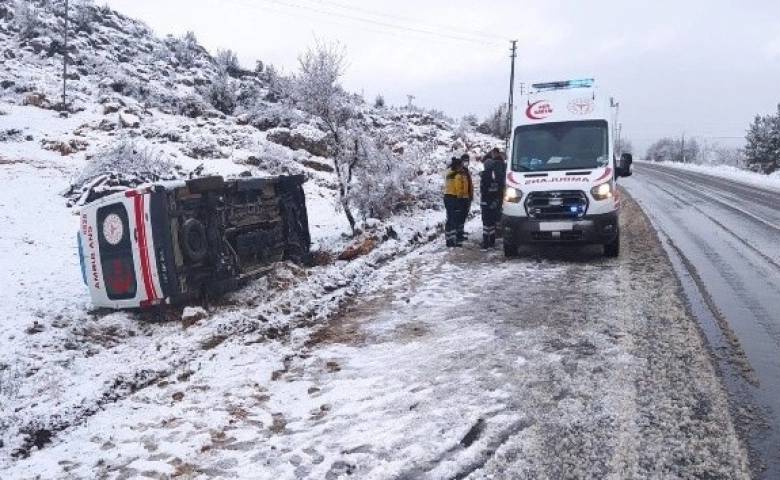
[102,0,780,153]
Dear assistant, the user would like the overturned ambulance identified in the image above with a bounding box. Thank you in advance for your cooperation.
[502,79,633,257]
[77,175,310,309]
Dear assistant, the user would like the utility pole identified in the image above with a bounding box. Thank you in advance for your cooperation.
[613,101,620,151]
[62,0,69,113]
[681,132,685,163]
[505,40,518,150]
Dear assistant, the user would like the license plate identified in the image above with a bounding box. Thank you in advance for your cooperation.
[539,221,574,231]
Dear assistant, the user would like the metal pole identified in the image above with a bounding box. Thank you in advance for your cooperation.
[62,0,68,111]
[505,40,517,150]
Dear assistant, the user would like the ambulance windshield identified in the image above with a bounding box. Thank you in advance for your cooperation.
[512,120,609,172]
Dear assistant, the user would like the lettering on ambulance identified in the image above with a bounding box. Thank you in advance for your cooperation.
[524,177,589,184]
[81,213,101,290]
[525,100,553,120]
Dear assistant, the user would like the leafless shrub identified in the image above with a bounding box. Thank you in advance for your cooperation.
[76,137,174,185]
[14,0,41,40]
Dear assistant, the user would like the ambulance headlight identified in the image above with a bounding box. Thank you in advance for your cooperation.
[591,181,614,200]
[504,187,523,203]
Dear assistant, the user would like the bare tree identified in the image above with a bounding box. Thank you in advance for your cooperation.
[203,73,237,115]
[171,31,200,68]
[351,134,437,220]
[646,137,699,163]
[215,48,240,76]
[454,117,478,152]
[291,41,362,232]
[476,103,509,139]
[13,0,41,40]
[72,0,95,33]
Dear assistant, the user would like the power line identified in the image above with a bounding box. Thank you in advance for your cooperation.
[301,0,509,42]
[262,0,504,45]
[218,0,504,46]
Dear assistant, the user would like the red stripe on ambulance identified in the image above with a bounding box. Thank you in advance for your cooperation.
[133,193,158,302]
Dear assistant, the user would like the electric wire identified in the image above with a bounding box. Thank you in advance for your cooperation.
[256,0,504,45]
[215,0,505,47]
[300,0,509,42]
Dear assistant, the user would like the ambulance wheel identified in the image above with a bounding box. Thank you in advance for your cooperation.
[604,230,620,258]
[503,239,518,257]
[181,218,208,263]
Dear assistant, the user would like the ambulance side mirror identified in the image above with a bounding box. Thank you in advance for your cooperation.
[616,153,633,178]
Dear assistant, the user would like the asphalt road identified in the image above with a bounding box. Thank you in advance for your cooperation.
[624,162,780,479]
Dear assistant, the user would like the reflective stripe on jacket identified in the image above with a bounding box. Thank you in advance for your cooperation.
[444,168,469,198]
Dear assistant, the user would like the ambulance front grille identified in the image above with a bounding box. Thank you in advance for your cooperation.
[525,191,588,219]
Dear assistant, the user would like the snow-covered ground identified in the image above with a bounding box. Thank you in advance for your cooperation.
[636,159,780,192]
[0,152,755,477]
[0,132,443,474]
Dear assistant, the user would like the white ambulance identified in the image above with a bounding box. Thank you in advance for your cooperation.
[502,78,632,257]
[77,175,310,309]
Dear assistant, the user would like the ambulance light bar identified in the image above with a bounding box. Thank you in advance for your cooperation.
[531,78,594,91]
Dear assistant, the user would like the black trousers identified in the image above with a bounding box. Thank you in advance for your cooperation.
[444,195,462,246]
[480,198,500,247]
[457,199,470,240]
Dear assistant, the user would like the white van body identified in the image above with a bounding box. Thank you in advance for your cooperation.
[502,79,631,257]
[76,175,311,309]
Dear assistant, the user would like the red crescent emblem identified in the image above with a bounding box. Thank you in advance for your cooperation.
[526,100,544,120]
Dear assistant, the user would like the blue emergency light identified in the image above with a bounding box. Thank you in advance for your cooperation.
[532,78,594,91]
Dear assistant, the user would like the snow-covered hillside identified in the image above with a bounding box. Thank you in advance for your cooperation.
[0,0,506,472]
[0,0,499,200]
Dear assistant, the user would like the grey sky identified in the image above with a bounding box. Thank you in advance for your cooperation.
[102,0,780,153]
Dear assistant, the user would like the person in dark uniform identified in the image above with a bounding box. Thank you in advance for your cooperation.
[480,149,502,249]
[443,156,468,247]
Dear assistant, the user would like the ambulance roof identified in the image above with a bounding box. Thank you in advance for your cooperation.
[516,78,613,127]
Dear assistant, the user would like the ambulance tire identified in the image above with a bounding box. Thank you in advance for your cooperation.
[604,229,620,258]
[182,218,208,263]
[503,239,518,257]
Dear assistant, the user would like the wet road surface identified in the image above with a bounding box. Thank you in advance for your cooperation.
[625,162,780,478]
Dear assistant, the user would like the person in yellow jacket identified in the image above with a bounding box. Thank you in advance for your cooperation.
[444,156,470,247]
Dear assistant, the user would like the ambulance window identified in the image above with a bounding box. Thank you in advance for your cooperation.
[513,120,608,171]
[97,204,138,300]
